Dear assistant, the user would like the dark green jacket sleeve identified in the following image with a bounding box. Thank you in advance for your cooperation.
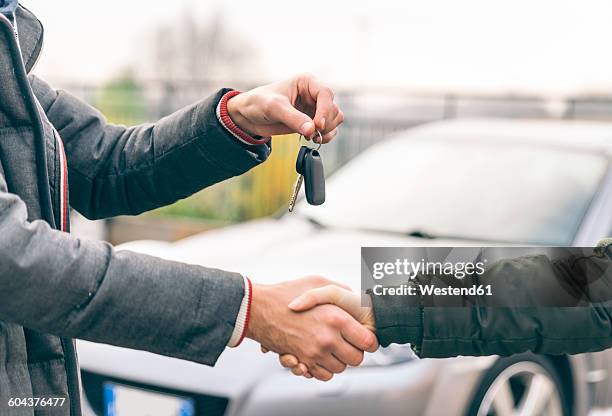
[30,76,271,219]
[370,240,612,358]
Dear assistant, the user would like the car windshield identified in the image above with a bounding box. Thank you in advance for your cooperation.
[297,136,609,245]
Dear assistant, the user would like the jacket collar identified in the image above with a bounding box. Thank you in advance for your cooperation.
[0,5,43,122]
[11,5,44,74]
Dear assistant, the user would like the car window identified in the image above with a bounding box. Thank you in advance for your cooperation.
[298,137,609,245]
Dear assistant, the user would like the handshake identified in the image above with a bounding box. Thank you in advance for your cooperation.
[243,243,612,381]
[246,276,376,381]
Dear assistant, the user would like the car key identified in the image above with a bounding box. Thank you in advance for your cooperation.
[303,148,325,205]
[289,131,325,211]
[288,145,309,212]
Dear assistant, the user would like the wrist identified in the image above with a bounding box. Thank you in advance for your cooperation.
[217,91,270,146]
[246,282,269,342]
[227,276,253,348]
[367,289,423,349]
[226,94,254,135]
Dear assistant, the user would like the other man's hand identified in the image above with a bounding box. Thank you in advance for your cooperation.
[247,277,377,381]
[226,74,344,142]
[276,286,377,378]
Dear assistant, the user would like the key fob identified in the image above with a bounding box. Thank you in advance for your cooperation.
[303,149,325,205]
[296,146,309,174]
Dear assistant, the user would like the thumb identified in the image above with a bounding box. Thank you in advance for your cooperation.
[273,99,316,137]
[288,285,345,312]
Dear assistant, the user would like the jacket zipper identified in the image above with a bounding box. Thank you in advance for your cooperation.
[0,12,54,223]
[0,12,81,416]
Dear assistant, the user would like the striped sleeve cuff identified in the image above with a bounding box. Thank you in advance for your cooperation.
[227,275,253,348]
[216,90,271,146]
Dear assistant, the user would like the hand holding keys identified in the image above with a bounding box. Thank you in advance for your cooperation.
[288,131,326,212]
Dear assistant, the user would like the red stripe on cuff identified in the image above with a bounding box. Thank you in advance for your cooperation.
[218,91,271,146]
[235,276,253,347]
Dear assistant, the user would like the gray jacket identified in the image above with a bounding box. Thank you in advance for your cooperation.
[0,6,270,415]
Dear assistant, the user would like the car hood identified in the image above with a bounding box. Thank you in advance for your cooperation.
[116,216,477,289]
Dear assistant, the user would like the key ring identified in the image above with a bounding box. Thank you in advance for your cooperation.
[299,130,323,151]
[314,130,323,150]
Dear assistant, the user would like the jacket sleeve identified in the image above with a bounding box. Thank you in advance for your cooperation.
[0,171,244,365]
[370,245,612,358]
[29,75,271,219]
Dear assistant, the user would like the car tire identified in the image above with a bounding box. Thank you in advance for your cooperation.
[466,353,571,416]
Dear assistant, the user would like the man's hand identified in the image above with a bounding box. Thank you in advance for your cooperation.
[276,286,377,378]
[226,74,344,142]
[247,277,377,381]
[289,286,376,331]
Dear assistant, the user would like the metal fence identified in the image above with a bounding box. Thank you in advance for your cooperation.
[61,80,612,222]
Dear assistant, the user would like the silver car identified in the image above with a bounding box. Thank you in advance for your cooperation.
[78,118,612,416]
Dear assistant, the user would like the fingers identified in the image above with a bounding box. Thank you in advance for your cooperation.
[321,110,344,143]
[279,354,310,377]
[268,98,316,137]
[288,285,346,312]
[280,354,299,368]
[233,74,342,138]
[332,340,365,367]
[290,362,311,378]
[284,346,361,375]
[288,286,379,350]
[295,74,343,138]
[288,284,379,353]
[294,363,310,377]
[339,318,379,353]
[308,363,334,381]
[319,354,347,374]
[318,310,374,373]
[305,78,335,134]
[322,128,338,144]
[278,330,365,381]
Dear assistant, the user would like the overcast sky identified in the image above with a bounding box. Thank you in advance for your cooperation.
[23,0,612,95]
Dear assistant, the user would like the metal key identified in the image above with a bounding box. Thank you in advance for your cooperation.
[288,146,309,212]
[288,175,304,212]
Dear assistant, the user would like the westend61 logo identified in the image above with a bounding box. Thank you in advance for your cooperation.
[371,258,487,280]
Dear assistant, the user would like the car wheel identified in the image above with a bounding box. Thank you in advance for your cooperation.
[466,353,570,416]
